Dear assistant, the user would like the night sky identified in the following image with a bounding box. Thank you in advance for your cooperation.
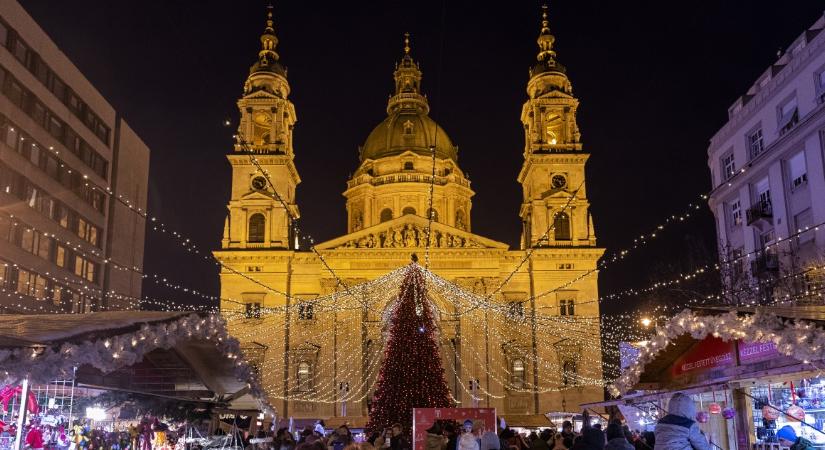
[19,1,825,316]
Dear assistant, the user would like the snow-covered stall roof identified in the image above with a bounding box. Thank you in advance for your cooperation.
[611,307,825,396]
[0,311,273,415]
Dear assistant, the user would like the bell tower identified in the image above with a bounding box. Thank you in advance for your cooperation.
[518,5,595,249]
[222,6,300,250]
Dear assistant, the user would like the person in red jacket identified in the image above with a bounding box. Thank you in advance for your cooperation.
[26,422,45,450]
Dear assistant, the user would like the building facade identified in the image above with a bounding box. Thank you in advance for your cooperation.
[216,8,605,423]
[708,12,825,305]
[0,0,149,313]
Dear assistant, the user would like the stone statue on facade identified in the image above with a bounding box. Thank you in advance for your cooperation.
[404,224,417,248]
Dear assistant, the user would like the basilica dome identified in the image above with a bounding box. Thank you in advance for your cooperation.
[360,110,458,162]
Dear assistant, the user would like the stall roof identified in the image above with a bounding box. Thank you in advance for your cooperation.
[694,305,825,323]
[0,311,190,345]
[499,414,552,428]
[0,311,270,413]
[612,306,825,396]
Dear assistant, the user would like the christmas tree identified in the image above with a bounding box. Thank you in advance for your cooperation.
[367,259,453,433]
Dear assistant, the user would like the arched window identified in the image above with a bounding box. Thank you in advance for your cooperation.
[562,360,577,386]
[512,359,525,388]
[248,213,266,243]
[297,362,311,391]
[403,161,414,171]
[402,207,416,216]
[380,208,393,223]
[455,210,466,230]
[554,212,571,240]
[426,208,438,222]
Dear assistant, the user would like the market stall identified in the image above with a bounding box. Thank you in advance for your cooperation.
[611,306,825,450]
[0,311,272,450]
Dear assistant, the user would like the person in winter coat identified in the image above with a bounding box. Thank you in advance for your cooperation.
[458,421,479,450]
[549,433,566,450]
[390,424,410,450]
[604,424,633,450]
[529,431,551,450]
[426,423,447,450]
[571,428,604,450]
[480,430,500,450]
[329,426,353,450]
[653,393,710,450]
[777,426,815,450]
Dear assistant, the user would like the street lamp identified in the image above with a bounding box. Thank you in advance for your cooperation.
[640,317,652,328]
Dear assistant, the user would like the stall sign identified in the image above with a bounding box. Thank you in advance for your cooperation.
[413,408,496,450]
[737,341,779,363]
[40,415,59,426]
[219,414,251,428]
[672,336,735,377]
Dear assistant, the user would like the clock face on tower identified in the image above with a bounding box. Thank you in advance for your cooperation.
[551,174,567,190]
[251,176,268,191]
[254,112,272,126]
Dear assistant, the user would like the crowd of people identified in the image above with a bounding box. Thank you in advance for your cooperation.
[0,417,179,450]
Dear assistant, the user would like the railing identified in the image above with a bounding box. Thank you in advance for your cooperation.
[746,200,773,225]
[751,252,779,274]
[347,173,470,189]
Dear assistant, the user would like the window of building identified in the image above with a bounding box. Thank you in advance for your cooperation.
[403,161,414,171]
[817,70,825,104]
[562,360,577,386]
[731,247,745,277]
[755,178,771,207]
[511,359,525,388]
[297,362,312,390]
[559,299,575,316]
[778,97,799,135]
[402,206,416,216]
[248,213,266,243]
[12,38,28,65]
[557,263,574,270]
[380,208,393,223]
[244,302,261,319]
[0,71,109,178]
[730,199,742,227]
[789,151,807,190]
[298,302,315,320]
[553,212,571,241]
[795,208,814,243]
[748,129,764,159]
[721,152,736,180]
[507,301,525,321]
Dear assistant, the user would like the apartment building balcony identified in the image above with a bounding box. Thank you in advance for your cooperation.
[746,200,773,228]
[751,252,779,275]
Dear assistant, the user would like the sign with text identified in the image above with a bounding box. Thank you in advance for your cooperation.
[737,341,779,363]
[412,408,496,450]
[671,336,735,377]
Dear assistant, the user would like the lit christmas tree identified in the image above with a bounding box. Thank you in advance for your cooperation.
[367,258,453,433]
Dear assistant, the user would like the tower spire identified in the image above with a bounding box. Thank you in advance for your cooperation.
[536,4,556,62]
[403,32,411,56]
[258,4,280,67]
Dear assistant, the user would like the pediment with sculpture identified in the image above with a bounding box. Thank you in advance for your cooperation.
[314,214,509,250]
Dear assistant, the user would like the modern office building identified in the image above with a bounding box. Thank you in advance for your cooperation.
[0,0,149,313]
[708,12,825,304]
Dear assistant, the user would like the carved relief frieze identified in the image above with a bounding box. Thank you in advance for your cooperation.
[338,224,484,249]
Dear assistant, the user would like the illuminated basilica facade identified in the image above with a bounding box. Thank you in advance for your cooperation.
[215,7,605,424]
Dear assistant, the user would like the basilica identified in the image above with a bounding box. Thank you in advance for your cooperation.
[214,6,605,426]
